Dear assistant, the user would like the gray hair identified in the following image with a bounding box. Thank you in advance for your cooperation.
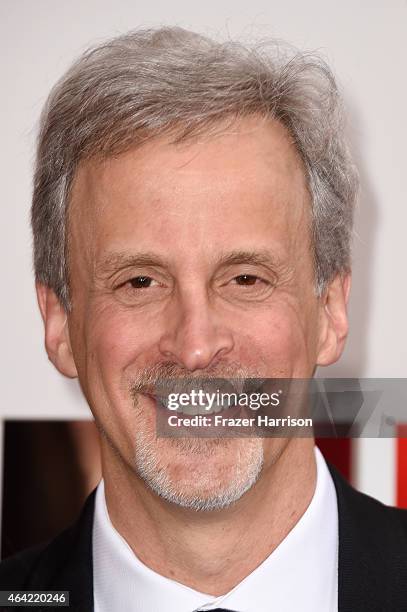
[31,26,358,310]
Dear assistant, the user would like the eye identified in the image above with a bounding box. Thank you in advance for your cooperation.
[128,276,155,288]
[233,274,262,286]
[113,273,167,306]
[222,272,275,302]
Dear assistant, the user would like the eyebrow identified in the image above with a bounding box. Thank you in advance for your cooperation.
[216,250,283,269]
[95,248,284,278]
[95,251,170,278]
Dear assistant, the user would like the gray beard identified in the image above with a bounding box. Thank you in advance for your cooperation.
[127,361,265,511]
[133,434,264,511]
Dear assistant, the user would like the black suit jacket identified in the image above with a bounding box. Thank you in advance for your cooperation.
[1,464,407,611]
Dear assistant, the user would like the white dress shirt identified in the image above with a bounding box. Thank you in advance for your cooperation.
[93,447,338,612]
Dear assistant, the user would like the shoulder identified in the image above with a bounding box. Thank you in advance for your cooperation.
[0,490,96,594]
[0,542,48,589]
[344,479,407,551]
[321,462,407,609]
[329,461,407,537]
[328,462,407,609]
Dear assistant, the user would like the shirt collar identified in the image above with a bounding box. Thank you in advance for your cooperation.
[93,446,338,612]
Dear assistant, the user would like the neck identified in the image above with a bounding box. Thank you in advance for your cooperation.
[101,438,316,596]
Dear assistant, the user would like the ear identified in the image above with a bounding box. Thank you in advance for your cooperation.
[316,274,351,367]
[36,282,78,378]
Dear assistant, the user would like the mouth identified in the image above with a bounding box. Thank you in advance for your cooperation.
[141,377,268,416]
[151,394,237,415]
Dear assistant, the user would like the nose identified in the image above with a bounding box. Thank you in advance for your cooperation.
[158,289,234,372]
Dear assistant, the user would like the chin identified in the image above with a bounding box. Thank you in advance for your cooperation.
[133,435,264,511]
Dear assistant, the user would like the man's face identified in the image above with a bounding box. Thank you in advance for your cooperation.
[42,116,348,509]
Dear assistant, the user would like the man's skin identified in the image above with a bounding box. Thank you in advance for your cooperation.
[36,115,350,595]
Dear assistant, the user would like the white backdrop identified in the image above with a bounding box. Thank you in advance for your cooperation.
[0,0,406,506]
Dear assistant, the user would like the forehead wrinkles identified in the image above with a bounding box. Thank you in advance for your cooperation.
[65,119,312,276]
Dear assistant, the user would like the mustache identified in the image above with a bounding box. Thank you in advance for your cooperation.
[129,361,262,399]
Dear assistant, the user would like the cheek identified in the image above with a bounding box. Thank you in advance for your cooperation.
[233,299,318,377]
[77,307,162,453]
[90,309,158,374]
[77,306,160,421]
